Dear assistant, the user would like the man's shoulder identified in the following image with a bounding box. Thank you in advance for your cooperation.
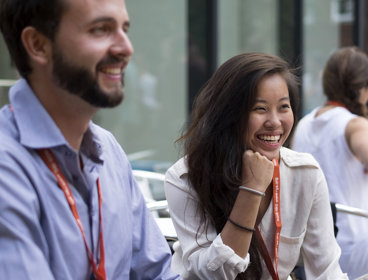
[0,103,17,135]
[0,108,23,155]
[0,128,40,188]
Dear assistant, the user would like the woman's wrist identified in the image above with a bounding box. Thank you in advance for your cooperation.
[239,185,265,196]
[227,217,255,233]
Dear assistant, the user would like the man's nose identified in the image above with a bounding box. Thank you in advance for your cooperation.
[110,29,134,58]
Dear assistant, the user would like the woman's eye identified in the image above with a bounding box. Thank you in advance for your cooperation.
[281,104,291,109]
[254,107,266,111]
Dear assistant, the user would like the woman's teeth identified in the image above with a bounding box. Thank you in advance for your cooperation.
[259,135,280,142]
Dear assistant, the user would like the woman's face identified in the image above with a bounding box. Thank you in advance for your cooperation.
[245,74,294,161]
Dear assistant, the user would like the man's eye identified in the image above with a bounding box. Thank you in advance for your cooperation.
[123,23,130,33]
[91,26,109,34]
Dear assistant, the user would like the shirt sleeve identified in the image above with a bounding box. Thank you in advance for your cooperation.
[0,153,55,280]
[301,168,348,280]
[164,167,250,279]
[128,167,180,280]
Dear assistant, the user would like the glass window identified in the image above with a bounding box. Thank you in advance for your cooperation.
[218,0,279,64]
[94,0,187,172]
[0,34,18,106]
[303,0,354,114]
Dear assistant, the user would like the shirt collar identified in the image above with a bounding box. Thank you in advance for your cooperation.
[279,147,319,168]
[81,124,104,163]
[9,78,103,163]
[10,79,67,149]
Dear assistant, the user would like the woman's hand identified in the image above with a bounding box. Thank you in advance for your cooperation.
[221,150,274,257]
[241,149,274,193]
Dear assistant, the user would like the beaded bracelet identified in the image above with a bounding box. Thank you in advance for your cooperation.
[228,217,255,233]
[239,185,265,197]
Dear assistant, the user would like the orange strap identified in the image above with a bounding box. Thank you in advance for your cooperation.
[255,226,279,280]
[255,158,281,280]
[326,100,346,108]
[38,149,106,280]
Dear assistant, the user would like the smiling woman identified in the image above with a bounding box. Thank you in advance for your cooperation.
[164,52,348,279]
[245,74,294,161]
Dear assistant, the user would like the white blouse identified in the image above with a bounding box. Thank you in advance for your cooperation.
[292,107,368,279]
[164,147,348,280]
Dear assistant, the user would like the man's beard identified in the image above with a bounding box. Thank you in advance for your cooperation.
[51,44,125,108]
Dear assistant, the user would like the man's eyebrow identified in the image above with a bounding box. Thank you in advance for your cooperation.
[88,16,130,27]
[89,16,115,25]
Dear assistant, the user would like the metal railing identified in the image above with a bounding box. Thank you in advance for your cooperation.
[146,200,169,212]
[335,203,368,218]
[0,79,17,87]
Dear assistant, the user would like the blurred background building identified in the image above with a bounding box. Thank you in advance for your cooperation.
[1,0,367,171]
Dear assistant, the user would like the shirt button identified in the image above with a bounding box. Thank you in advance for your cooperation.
[65,151,72,157]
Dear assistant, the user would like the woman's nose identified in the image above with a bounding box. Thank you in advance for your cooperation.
[265,111,281,127]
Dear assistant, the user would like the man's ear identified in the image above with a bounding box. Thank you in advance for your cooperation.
[21,26,52,66]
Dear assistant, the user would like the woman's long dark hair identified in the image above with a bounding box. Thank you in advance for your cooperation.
[323,46,368,116]
[178,52,299,279]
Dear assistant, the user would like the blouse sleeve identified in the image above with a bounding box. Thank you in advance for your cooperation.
[301,168,348,279]
[164,165,250,279]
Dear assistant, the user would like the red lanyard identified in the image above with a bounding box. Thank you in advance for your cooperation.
[38,149,106,280]
[255,158,281,280]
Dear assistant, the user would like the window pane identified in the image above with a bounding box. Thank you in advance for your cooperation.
[218,0,278,64]
[93,0,188,171]
[303,0,354,114]
[0,34,18,106]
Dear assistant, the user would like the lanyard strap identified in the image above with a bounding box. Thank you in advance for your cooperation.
[255,158,281,280]
[326,100,347,108]
[255,227,279,280]
[38,149,106,280]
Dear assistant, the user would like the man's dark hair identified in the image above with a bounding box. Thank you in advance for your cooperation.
[0,0,68,77]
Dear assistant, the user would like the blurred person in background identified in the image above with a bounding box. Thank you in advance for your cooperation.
[292,46,368,279]
[0,0,179,279]
[164,52,347,279]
